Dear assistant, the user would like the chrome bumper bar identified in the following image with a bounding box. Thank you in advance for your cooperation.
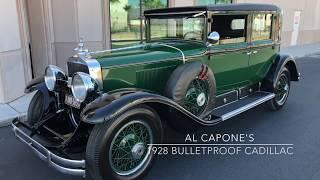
[11,121,86,177]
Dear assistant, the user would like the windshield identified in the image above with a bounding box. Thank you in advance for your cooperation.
[148,15,206,42]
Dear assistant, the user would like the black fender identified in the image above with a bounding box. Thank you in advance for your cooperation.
[25,77,56,111]
[25,76,45,93]
[262,54,300,92]
[81,92,221,126]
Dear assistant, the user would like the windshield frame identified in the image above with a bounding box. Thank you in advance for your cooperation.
[145,12,208,44]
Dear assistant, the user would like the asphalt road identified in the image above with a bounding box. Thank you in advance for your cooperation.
[1,55,320,180]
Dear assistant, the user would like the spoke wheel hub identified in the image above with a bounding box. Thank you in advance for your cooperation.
[184,79,209,115]
[109,121,153,176]
[131,142,145,160]
[197,92,206,107]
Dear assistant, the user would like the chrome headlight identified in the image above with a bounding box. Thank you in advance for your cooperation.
[44,65,66,91]
[71,72,98,102]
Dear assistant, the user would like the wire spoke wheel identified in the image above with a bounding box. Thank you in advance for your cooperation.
[275,74,290,106]
[109,120,153,176]
[183,78,209,116]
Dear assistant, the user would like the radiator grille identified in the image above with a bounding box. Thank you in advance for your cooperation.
[67,57,89,77]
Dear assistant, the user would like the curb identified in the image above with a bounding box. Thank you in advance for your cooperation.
[0,111,26,128]
[0,92,34,127]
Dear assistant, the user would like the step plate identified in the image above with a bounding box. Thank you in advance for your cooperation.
[212,91,275,121]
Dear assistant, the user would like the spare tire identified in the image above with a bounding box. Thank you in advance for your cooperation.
[165,62,216,119]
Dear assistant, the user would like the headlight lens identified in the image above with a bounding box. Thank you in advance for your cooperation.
[71,72,98,102]
[44,65,66,91]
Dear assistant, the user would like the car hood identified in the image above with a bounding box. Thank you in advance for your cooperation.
[93,41,207,67]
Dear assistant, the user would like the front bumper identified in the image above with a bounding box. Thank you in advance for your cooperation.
[11,119,86,177]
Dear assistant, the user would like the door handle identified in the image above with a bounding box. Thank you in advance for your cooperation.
[252,50,258,54]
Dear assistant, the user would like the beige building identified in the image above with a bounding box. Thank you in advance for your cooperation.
[0,0,320,103]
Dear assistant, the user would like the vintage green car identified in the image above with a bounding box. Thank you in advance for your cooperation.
[12,3,299,180]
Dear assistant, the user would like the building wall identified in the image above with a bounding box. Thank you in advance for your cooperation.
[0,0,31,103]
[51,0,103,70]
[26,0,108,78]
[172,0,195,6]
[236,0,320,47]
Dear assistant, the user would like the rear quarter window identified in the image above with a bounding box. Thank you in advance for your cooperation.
[252,14,273,41]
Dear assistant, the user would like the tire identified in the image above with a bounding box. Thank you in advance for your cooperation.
[164,62,216,132]
[266,66,291,111]
[86,105,163,180]
[27,91,45,126]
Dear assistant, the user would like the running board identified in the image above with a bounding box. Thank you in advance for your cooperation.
[211,91,275,121]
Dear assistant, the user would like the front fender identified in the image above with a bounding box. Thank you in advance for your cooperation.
[262,54,300,91]
[25,78,56,111]
[25,76,45,93]
[81,92,220,126]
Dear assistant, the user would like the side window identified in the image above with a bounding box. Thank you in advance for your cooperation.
[211,15,247,45]
[252,14,273,41]
[231,19,245,30]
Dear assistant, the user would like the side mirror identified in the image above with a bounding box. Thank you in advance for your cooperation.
[207,31,220,45]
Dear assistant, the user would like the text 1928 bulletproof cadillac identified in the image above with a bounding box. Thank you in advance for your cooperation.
[12,3,299,180]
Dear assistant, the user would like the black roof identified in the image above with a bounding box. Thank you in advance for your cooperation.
[144,3,281,15]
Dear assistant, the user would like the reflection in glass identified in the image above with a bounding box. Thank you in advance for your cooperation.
[252,14,272,41]
[110,0,168,48]
[195,0,232,5]
[149,16,206,41]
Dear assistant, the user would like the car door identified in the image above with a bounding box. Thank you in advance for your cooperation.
[248,13,280,84]
[206,14,251,94]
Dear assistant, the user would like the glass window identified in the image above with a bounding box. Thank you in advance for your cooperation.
[211,15,247,45]
[195,0,232,6]
[149,16,206,41]
[231,19,245,30]
[110,0,168,48]
[252,14,273,41]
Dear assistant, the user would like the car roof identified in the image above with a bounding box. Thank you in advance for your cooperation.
[144,3,281,16]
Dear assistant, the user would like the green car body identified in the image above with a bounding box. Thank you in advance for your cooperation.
[90,7,281,97]
[95,40,279,95]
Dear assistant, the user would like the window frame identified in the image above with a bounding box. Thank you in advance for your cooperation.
[248,11,278,47]
[207,11,251,50]
[210,13,249,45]
[206,10,280,54]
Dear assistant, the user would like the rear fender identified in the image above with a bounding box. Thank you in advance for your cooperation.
[262,54,300,92]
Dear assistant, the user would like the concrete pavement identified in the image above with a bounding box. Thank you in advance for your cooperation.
[0,42,320,126]
[0,92,34,127]
[281,42,320,58]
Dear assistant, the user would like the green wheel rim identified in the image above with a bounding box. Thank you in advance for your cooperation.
[183,78,209,116]
[275,74,289,105]
[109,120,153,176]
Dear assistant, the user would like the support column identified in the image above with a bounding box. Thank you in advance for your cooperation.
[0,0,31,103]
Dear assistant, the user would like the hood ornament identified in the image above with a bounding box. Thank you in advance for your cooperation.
[74,38,89,58]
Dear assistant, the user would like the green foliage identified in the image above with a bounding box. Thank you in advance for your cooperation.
[143,0,166,9]
[110,0,120,3]
[123,4,132,12]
